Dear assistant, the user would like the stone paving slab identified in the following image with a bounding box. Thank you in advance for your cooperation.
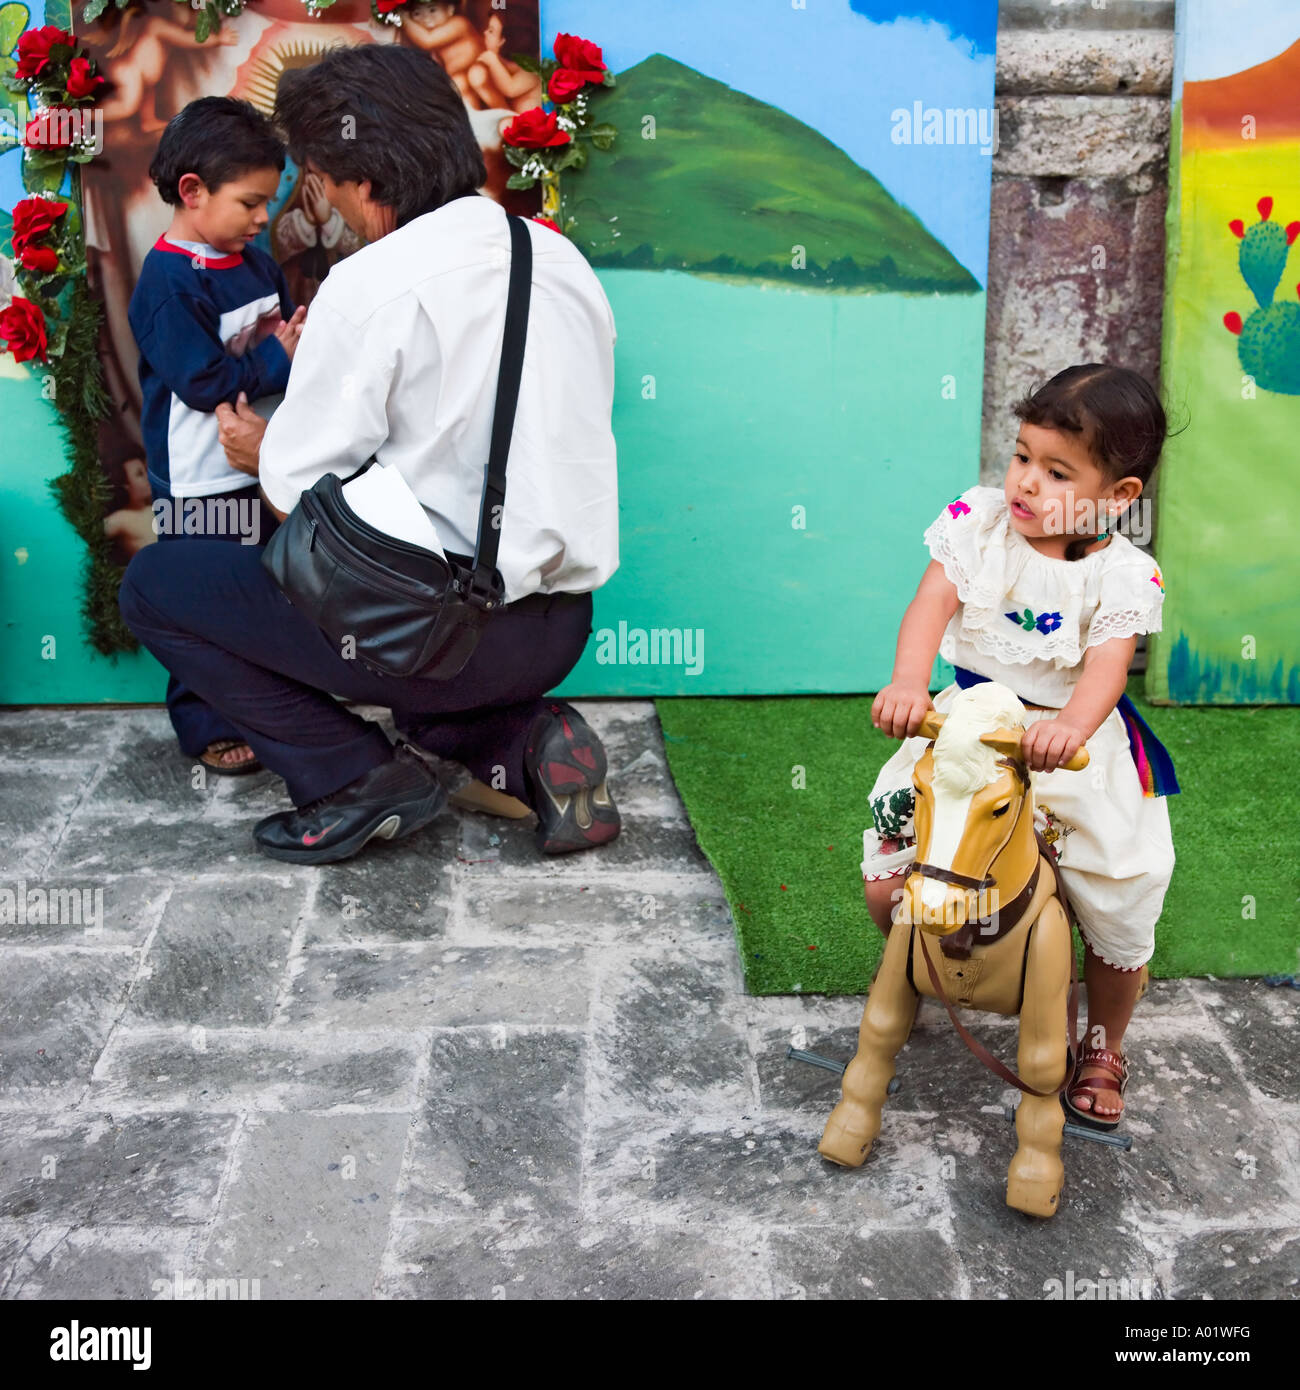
[399,1030,586,1224]
[198,1112,411,1300]
[0,1224,205,1301]
[0,950,138,1100]
[378,1216,772,1300]
[123,879,304,1028]
[0,700,1297,1300]
[88,1030,427,1114]
[281,945,591,1029]
[0,1111,237,1227]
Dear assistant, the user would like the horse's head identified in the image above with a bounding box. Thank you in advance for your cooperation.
[900,683,1088,936]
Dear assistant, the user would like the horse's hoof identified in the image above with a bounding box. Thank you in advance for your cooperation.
[818,1109,877,1167]
[1005,1168,1064,1218]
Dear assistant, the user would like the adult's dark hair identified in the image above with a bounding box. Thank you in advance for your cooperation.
[273,45,487,227]
[1012,364,1170,559]
[148,97,286,206]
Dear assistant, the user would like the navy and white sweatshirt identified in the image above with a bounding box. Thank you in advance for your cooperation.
[128,235,296,498]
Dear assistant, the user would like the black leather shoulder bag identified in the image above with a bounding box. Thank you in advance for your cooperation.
[261,209,533,680]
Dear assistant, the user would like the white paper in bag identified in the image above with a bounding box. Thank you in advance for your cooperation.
[340,464,447,558]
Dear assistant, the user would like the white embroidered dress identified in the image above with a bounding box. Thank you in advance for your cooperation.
[862,486,1174,970]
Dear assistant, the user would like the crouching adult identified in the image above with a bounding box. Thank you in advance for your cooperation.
[119,43,620,863]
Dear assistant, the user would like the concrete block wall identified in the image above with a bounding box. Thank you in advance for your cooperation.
[982,0,1175,484]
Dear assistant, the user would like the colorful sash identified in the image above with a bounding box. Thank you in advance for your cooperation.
[951,666,1180,798]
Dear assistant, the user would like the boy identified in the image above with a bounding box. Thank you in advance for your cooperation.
[128,96,306,775]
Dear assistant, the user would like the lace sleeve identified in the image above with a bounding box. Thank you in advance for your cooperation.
[921,486,1004,606]
[1086,557,1165,648]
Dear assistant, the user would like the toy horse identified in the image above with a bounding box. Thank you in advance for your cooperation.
[819,682,1088,1218]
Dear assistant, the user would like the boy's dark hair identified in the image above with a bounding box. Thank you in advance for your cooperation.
[148,97,286,206]
[273,45,486,228]
[1012,364,1171,559]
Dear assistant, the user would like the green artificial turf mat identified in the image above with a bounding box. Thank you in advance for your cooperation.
[655,680,1299,994]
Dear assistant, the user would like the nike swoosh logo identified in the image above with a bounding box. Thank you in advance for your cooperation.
[302,820,342,846]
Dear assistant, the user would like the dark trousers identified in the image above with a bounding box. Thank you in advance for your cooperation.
[118,537,594,808]
[151,481,278,757]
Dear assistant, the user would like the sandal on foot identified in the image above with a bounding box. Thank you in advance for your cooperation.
[198,739,263,777]
[1062,1044,1129,1131]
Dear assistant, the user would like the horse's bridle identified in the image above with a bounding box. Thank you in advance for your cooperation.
[910,757,1032,896]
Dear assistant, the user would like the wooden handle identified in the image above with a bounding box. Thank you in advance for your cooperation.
[980,728,1090,771]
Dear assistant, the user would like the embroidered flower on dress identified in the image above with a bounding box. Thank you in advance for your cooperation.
[1150,565,1164,590]
[946,498,971,518]
[1004,606,1063,635]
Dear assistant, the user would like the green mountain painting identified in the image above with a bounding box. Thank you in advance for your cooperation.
[565,53,980,294]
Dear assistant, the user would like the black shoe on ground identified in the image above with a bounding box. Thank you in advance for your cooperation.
[523,702,621,854]
[253,743,447,864]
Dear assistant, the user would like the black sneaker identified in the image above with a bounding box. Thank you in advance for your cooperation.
[253,743,447,864]
[523,702,620,854]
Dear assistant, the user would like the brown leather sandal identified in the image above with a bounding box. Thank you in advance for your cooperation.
[1062,1045,1129,1131]
[198,739,263,777]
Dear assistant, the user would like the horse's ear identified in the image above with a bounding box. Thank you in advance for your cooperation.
[980,727,1090,771]
[918,711,945,741]
[979,728,1025,759]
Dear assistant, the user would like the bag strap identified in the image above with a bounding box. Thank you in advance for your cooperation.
[469,211,533,595]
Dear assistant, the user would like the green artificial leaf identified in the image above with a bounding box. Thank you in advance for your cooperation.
[0,3,30,57]
[80,0,111,19]
[505,172,535,191]
[563,140,587,171]
[510,53,541,75]
[194,7,211,42]
[21,149,67,194]
[3,70,29,95]
[501,142,529,169]
[586,121,616,151]
[601,71,616,89]
[45,313,70,359]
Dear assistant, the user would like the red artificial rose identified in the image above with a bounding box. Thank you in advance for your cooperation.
[12,196,69,254]
[532,216,561,233]
[19,244,60,274]
[14,26,76,81]
[25,108,76,149]
[552,33,606,82]
[547,68,586,104]
[502,107,570,149]
[65,56,104,101]
[375,0,405,11]
[0,297,49,364]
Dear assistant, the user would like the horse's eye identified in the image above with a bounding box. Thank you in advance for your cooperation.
[991,802,1011,817]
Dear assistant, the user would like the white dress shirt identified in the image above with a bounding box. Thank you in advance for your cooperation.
[258,194,619,602]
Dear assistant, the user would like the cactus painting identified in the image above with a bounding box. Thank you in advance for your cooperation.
[1222,196,1300,396]
[1147,3,1300,705]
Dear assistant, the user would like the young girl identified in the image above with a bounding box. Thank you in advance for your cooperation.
[862,364,1178,1129]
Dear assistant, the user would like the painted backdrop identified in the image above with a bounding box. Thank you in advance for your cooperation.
[0,0,539,701]
[1,0,996,700]
[552,0,997,695]
[1147,0,1300,704]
